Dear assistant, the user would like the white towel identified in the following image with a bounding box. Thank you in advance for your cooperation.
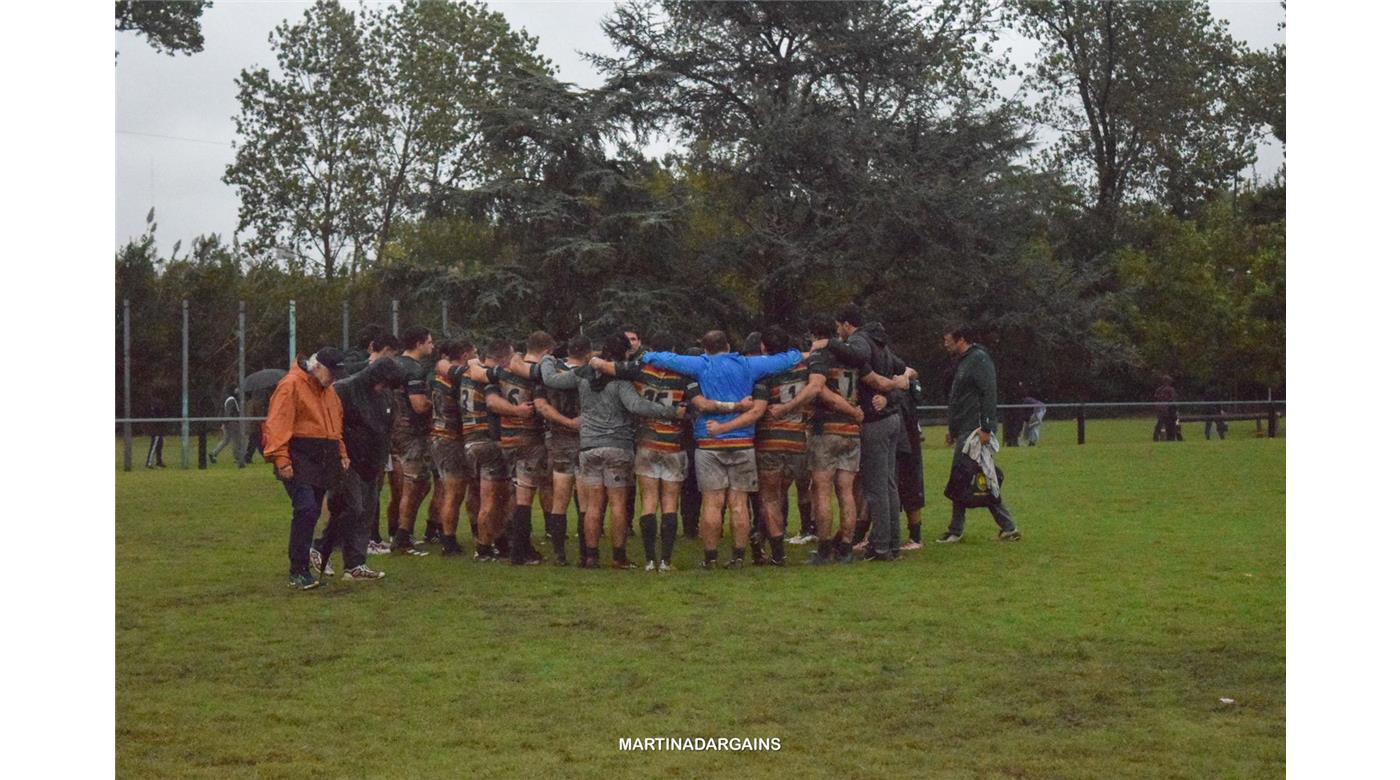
[961,431,1000,498]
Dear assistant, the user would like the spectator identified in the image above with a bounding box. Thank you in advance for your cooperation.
[1153,375,1179,442]
[209,387,244,466]
[1022,392,1046,446]
[144,400,166,469]
[263,347,350,591]
[1204,403,1229,440]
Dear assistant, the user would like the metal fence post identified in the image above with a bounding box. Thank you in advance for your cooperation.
[342,299,350,351]
[1267,401,1278,438]
[181,299,190,469]
[391,299,399,336]
[288,299,297,366]
[237,301,246,467]
[122,298,132,472]
[1077,404,1086,445]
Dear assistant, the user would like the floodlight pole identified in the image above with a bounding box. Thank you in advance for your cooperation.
[391,299,399,336]
[289,299,297,366]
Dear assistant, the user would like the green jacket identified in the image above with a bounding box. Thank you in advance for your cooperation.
[948,344,998,437]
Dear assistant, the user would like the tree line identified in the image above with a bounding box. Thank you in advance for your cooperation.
[116,0,1285,418]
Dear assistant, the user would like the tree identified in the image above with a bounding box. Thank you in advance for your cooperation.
[116,0,212,58]
[224,0,377,279]
[389,69,720,341]
[1015,0,1262,238]
[1241,4,1285,146]
[593,0,1022,328]
[1107,189,1284,398]
[360,1,552,265]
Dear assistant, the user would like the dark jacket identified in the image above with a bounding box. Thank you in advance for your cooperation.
[335,358,403,481]
[829,323,908,422]
[948,344,998,438]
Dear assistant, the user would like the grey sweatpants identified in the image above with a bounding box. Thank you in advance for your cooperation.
[319,470,378,570]
[860,413,904,554]
[947,448,1016,536]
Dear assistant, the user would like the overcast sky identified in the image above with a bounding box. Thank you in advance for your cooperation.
[114,0,1285,257]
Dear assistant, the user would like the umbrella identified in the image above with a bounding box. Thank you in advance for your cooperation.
[240,368,287,394]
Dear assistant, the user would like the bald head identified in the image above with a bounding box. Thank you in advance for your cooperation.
[700,330,729,355]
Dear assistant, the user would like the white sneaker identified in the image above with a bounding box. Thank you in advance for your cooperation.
[309,547,334,577]
[787,534,817,545]
[645,560,657,572]
[367,541,392,555]
[658,560,674,572]
[343,565,386,581]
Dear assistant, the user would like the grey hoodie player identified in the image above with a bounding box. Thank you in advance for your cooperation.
[536,333,684,569]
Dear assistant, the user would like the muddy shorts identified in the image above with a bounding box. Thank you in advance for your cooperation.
[430,437,467,480]
[757,450,809,482]
[634,448,688,483]
[809,434,861,474]
[694,448,758,493]
[578,446,635,488]
[463,439,509,483]
[505,442,550,489]
[546,432,580,476]
[390,431,432,482]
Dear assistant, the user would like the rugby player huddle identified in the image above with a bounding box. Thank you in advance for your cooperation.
[269,304,954,589]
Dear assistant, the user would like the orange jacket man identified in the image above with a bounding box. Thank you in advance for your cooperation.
[265,348,349,590]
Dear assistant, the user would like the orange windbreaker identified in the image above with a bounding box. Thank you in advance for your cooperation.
[262,363,347,469]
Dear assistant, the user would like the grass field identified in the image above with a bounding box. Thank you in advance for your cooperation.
[116,418,1285,778]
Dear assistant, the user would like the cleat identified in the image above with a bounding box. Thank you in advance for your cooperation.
[395,545,429,557]
[998,529,1022,542]
[658,560,674,572]
[725,557,744,570]
[612,559,638,570]
[343,565,386,581]
[935,532,962,544]
[473,551,496,563]
[900,540,924,551]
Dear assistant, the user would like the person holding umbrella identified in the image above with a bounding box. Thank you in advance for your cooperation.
[263,348,349,590]
[239,367,291,463]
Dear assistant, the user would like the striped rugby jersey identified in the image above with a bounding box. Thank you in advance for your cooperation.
[494,360,545,450]
[430,365,462,440]
[756,361,819,453]
[627,362,695,454]
[457,368,499,444]
[807,347,861,438]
